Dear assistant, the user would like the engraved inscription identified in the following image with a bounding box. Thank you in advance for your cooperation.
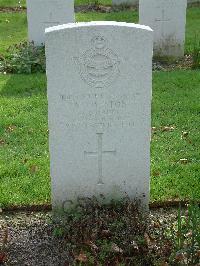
[155,9,170,22]
[43,11,59,27]
[59,92,139,130]
[84,133,116,185]
[74,35,120,88]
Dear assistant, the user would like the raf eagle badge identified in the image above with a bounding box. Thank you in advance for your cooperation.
[74,35,120,89]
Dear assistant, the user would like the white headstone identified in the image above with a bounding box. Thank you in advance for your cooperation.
[45,22,153,211]
[112,0,138,6]
[26,0,75,46]
[139,0,187,57]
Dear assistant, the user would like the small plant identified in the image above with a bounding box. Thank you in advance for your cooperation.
[190,36,200,69]
[53,197,151,265]
[0,42,45,74]
[53,227,64,238]
[169,202,200,265]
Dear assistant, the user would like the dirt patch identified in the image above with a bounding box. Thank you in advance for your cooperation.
[0,4,136,14]
[75,4,137,13]
[1,203,199,265]
[0,3,199,13]
[0,212,71,265]
[153,55,193,71]
[0,7,26,13]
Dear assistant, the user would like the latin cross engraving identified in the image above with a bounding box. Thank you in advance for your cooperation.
[43,12,59,27]
[84,133,116,185]
[155,9,170,37]
[43,22,59,27]
[155,9,170,22]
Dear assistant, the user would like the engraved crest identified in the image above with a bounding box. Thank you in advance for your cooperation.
[74,35,120,88]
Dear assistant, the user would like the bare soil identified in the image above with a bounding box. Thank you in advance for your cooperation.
[0,207,178,265]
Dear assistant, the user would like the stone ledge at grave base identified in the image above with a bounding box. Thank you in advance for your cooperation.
[2,199,200,213]
[56,193,149,214]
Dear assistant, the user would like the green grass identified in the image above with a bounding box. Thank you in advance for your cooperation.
[151,70,200,202]
[185,7,200,52]
[0,0,26,7]
[0,0,199,207]
[0,12,27,55]
[0,7,199,54]
[0,0,111,7]
[0,74,49,206]
[76,10,137,22]
[0,70,199,207]
[0,0,113,7]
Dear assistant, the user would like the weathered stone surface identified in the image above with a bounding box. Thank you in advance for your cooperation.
[112,0,138,6]
[27,0,74,46]
[139,0,187,57]
[113,0,198,5]
[45,22,153,210]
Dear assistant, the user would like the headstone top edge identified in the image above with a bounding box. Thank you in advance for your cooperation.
[45,21,153,34]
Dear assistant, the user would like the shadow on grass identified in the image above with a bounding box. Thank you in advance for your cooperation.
[0,73,46,98]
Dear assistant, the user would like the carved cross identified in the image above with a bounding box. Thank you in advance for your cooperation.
[155,9,170,37]
[84,133,116,185]
[43,12,59,27]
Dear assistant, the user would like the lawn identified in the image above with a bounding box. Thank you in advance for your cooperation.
[0,7,199,55]
[0,0,111,7]
[0,12,27,55]
[0,0,26,7]
[0,70,199,207]
[0,1,199,207]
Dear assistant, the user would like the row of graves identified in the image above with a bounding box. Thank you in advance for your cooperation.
[26,0,188,212]
[27,0,187,57]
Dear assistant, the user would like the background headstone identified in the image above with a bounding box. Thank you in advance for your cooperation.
[113,0,198,6]
[139,0,187,58]
[45,22,153,211]
[26,0,75,46]
[112,0,138,6]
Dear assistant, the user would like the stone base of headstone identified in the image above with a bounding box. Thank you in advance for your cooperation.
[154,41,184,58]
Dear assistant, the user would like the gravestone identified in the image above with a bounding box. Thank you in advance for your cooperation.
[112,0,138,6]
[113,0,197,6]
[26,0,74,46]
[139,0,187,57]
[45,22,153,211]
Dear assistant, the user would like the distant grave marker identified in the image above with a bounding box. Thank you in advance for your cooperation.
[139,0,187,57]
[27,0,74,46]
